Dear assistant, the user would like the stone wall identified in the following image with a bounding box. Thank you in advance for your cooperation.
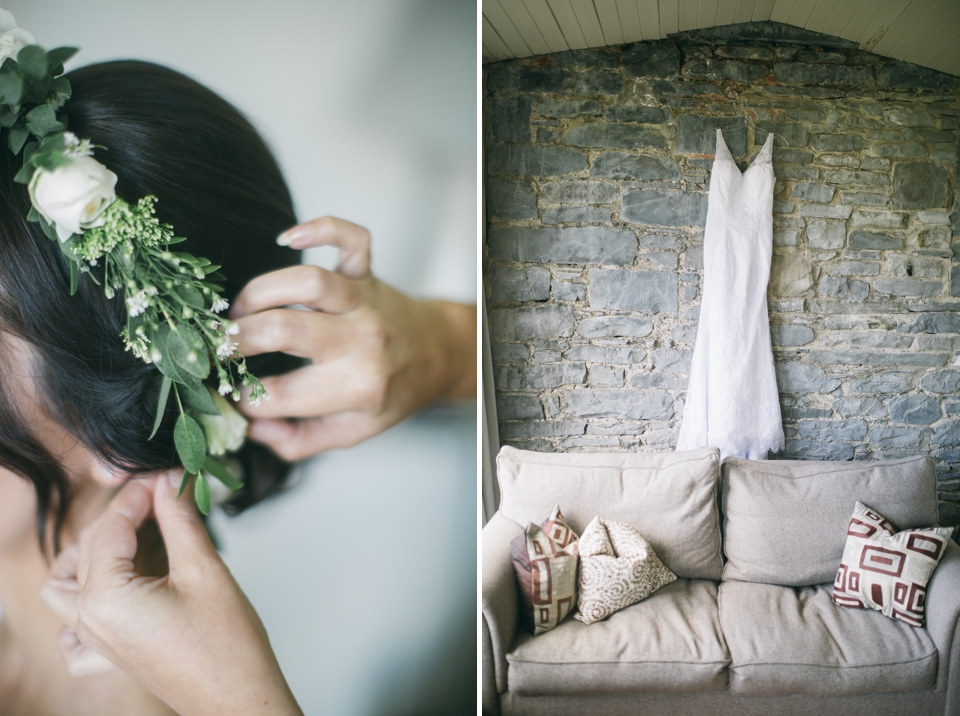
[482,22,960,523]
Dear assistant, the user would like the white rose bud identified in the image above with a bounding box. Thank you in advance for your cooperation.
[0,9,34,64]
[196,389,249,456]
[28,155,118,242]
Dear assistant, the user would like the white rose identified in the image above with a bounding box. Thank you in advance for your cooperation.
[0,9,34,64]
[27,155,118,242]
[196,389,249,455]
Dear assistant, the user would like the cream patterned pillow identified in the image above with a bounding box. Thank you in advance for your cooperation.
[832,501,952,627]
[575,517,676,625]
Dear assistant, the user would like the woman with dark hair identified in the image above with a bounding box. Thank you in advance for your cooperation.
[0,59,306,714]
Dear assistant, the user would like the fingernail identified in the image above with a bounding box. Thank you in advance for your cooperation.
[167,469,182,489]
[276,231,292,246]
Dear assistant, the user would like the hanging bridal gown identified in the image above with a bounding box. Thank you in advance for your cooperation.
[676,129,784,460]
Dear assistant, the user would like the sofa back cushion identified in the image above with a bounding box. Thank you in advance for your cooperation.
[496,446,723,580]
[721,456,939,586]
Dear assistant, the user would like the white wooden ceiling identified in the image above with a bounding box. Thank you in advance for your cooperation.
[482,0,960,77]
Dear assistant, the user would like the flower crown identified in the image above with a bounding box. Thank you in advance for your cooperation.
[0,11,265,513]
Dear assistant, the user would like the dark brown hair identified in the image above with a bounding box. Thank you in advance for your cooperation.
[0,60,301,550]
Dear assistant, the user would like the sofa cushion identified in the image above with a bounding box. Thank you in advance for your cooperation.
[719,581,938,696]
[497,446,722,579]
[506,579,729,695]
[721,456,938,586]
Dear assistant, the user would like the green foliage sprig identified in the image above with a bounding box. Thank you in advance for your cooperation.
[1,39,265,513]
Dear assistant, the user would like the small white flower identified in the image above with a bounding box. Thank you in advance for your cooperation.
[0,10,34,65]
[211,297,229,313]
[126,289,150,317]
[224,321,240,336]
[216,340,238,359]
[28,155,118,242]
[195,389,248,455]
[218,379,232,396]
[63,132,94,159]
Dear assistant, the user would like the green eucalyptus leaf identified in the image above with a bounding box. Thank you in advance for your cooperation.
[49,76,70,104]
[167,324,210,379]
[25,205,38,222]
[23,75,51,105]
[0,70,23,105]
[175,284,205,308]
[0,57,16,73]
[180,381,220,416]
[17,45,47,82]
[174,413,206,474]
[194,473,211,515]
[37,215,57,241]
[46,46,78,68]
[164,235,188,245]
[149,375,172,440]
[153,325,202,392]
[48,62,63,77]
[177,469,191,498]
[13,160,34,184]
[22,141,37,162]
[0,104,21,129]
[69,261,78,295]
[202,264,221,275]
[24,103,62,138]
[203,456,243,490]
[7,127,28,155]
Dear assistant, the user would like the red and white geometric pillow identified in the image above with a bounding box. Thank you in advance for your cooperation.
[511,505,580,635]
[832,501,952,627]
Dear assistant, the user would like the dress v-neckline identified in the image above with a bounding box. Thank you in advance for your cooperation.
[714,128,774,173]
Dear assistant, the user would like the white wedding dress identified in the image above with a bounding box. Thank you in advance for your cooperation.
[676,129,784,459]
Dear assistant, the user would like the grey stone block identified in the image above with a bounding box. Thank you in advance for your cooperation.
[499,420,586,439]
[883,107,936,128]
[491,342,530,364]
[591,152,681,181]
[682,59,768,82]
[563,389,674,419]
[621,190,708,226]
[489,305,575,341]
[850,373,914,393]
[811,134,866,151]
[874,143,925,158]
[775,165,821,180]
[578,316,654,338]
[488,266,551,304]
[876,60,958,90]
[542,206,612,224]
[885,255,942,279]
[623,43,681,78]
[756,122,809,148]
[809,350,948,367]
[563,124,668,149]
[868,426,923,448]
[487,145,588,176]
[551,280,586,301]
[921,369,960,394]
[486,65,622,95]
[652,349,693,373]
[873,278,942,297]
[773,63,872,86]
[542,181,618,204]
[835,398,885,418]
[892,162,951,209]
[798,419,868,441]
[716,45,774,60]
[780,439,855,460]
[898,313,960,334]
[588,268,678,312]
[649,79,723,97]
[489,96,531,143]
[800,204,853,219]
[564,345,646,364]
[806,221,846,248]
[603,106,673,124]
[775,362,841,393]
[641,234,680,250]
[488,226,637,265]
[850,211,908,228]
[829,262,880,277]
[793,183,836,203]
[676,115,747,155]
[496,363,587,390]
[889,394,941,424]
[684,246,704,269]
[840,192,888,206]
[552,48,619,68]
[536,99,602,119]
[797,50,846,63]
[848,231,903,250]
[769,254,814,296]
[839,115,882,129]
[496,394,544,421]
[773,149,815,164]
[486,177,538,220]
[771,324,815,346]
[823,170,888,187]
[630,371,688,389]
[817,276,869,300]
[807,299,907,315]
[934,421,960,446]
[588,365,625,387]
[671,323,698,344]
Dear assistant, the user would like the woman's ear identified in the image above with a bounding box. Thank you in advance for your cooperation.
[92,460,129,488]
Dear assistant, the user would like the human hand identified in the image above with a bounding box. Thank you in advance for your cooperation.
[229,216,476,461]
[39,475,302,716]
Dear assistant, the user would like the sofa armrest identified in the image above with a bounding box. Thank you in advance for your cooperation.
[482,511,523,711]
[926,539,960,711]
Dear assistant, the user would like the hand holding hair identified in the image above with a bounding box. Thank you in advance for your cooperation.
[40,476,302,716]
[230,216,477,461]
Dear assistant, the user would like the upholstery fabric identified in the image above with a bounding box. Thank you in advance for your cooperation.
[721,455,938,586]
[506,579,729,695]
[497,446,723,579]
[719,581,938,695]
[511,505,579,635]
[575,518,676,625]
[919,540,960,698]
[832,502,952,626]
[483,512,525,697]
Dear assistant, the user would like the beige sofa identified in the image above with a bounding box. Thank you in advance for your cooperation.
[482,446,960,716]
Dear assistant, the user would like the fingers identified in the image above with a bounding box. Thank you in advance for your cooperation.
[233,309,353,360]
[276,216,371,279]
[152,473,218,581]
[82,477,157,589]
[235,359,387,420]
[58,627,119,678]
[231,264,362,319]
[246,414,384,461]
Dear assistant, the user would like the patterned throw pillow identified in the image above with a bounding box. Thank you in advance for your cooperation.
[575,517,676,625]
[511,504,579,635]
[832,501,953,626]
